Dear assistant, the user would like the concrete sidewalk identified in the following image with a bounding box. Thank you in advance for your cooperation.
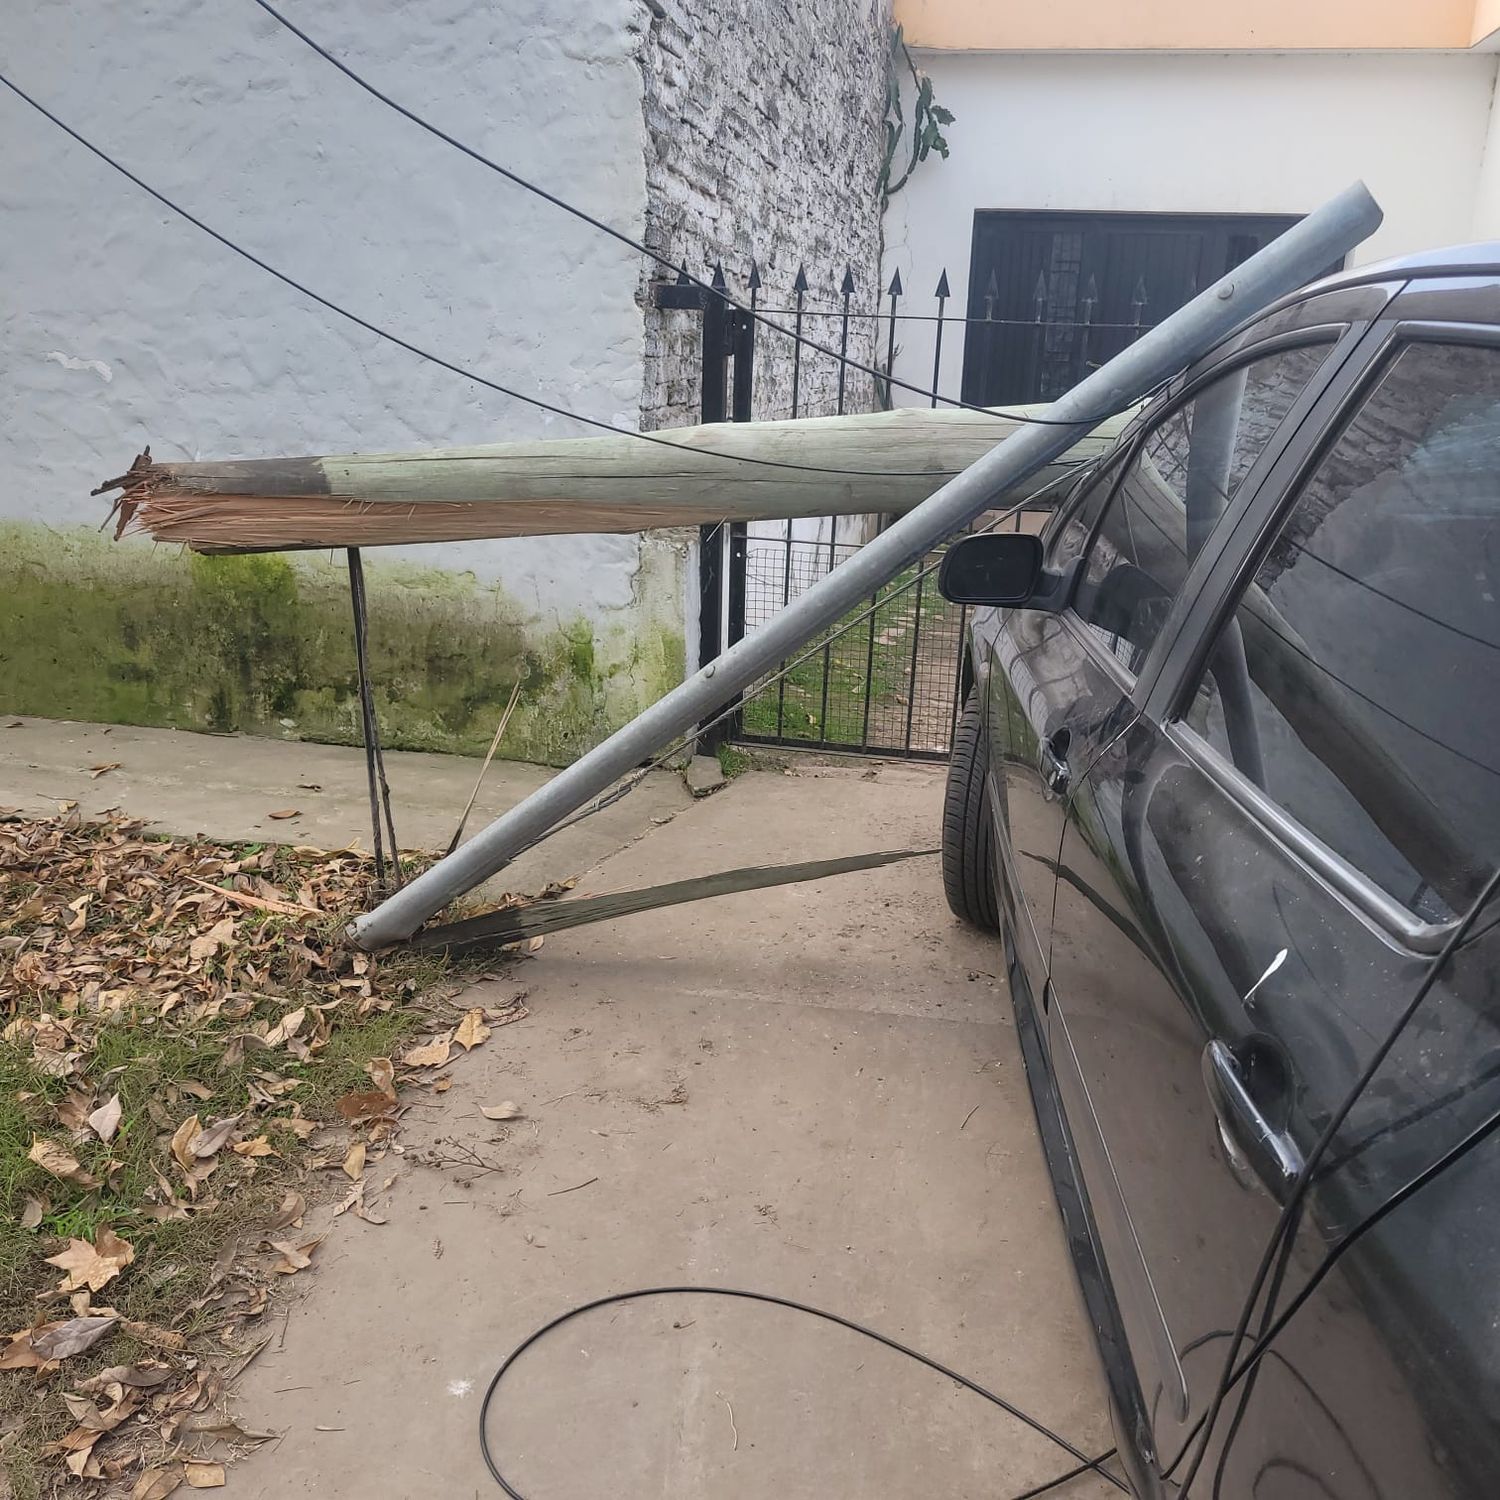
[228,756,1110,1499]
[1,722,1114,1495]
[0,717,690,896]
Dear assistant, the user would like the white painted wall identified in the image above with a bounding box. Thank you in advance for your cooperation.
[0,0,655,626]
[883,50,1500,405]
[1473,63,1500,238]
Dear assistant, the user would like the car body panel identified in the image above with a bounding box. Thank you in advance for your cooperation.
[968,261,1500,1496]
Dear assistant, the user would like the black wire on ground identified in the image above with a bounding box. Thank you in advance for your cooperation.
[1171,861,1500,1494]
[248,0,1125,428]
[0,72,994,484]
[478,1286,1126,1499]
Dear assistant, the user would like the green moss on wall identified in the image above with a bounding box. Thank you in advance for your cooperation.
[0,524,687,766]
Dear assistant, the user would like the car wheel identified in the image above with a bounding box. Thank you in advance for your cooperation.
[942,693,1000,931]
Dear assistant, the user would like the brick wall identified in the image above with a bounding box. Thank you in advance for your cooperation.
[636,0,892,431]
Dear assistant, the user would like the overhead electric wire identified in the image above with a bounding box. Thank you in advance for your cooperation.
[0,71,988,485]
[477,1285,1126,1498]
[1214,1088,1500,1417]
[247,0,1131,427]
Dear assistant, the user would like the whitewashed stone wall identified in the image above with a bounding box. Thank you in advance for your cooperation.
[636,0,892,431]
[0,0,892,752]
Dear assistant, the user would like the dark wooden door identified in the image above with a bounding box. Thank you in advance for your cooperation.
[960,211,1305,407]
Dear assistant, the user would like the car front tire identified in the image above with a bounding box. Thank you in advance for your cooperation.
[942,693,1000,931]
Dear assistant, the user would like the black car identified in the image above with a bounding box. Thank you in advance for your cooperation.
[937,245,1500,1498]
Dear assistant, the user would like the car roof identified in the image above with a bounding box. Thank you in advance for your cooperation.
[1319,240,1500,287]
[1212,241,1500,365]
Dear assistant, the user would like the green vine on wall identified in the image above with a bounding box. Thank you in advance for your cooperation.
[877,24,954,203]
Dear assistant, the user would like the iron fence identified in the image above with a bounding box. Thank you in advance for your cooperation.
[649,242,1183,759]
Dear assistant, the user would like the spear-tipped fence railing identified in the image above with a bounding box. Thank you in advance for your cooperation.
[649,253,1165,760]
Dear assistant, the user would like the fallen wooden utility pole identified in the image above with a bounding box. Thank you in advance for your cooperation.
[95,406,1128,554]
[350,182,1383,949]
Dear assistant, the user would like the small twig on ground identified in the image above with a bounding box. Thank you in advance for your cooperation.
[547,1176,599,1197]
[716,1390,739,1451]
[960,1104,980,1131]
[425,1140,507,1182]
[446,677,525,854]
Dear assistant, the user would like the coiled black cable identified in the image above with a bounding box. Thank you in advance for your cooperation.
[478,1285,1125,1499]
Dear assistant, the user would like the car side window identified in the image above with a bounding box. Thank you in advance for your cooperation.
[1055,343,1332,677]
[1177,340,1500,923]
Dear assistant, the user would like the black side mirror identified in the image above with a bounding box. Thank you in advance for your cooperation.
[937,533,1045,605]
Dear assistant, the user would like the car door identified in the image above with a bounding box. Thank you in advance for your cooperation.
[1048,300,1500,1495]
[977,290,1365,1021]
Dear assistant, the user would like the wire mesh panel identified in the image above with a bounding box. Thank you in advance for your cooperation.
[737,525,982,759]
[736,510,1048,759]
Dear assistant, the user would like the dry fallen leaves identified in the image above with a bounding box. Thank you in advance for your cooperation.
[232,1134,278,1159]
[267,1189,305,1231]
[32,1315,120,1362]
[341,1141,366,1181]
[133,1466,184,1500]
[0,811,539,1490]
[45,1228,135,1293]
[185,1460,227,1488]
[187,916,237,965]
[336,1088,397,1124]
[269,1235,324,1275]
[57,1087,93,1130]
[169,1115,202,1174]
[87,762,122,779]
[367,1056,397,1099]
[481,1102,523,1121]
[266,809,300,821]
[262,1005,306,1048]
[87,1091,123,1143]
[401,1034,452,1069]
[28,1136,102,1189]
[192,1115,242,1159]
[454,1007,491,1051]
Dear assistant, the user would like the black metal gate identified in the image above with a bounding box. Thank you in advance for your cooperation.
[653,260,983,760]
[650,214,1323,760]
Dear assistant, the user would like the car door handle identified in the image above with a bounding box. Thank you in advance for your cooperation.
[1038,729,1071,798]
[1202,1039,1304,1202]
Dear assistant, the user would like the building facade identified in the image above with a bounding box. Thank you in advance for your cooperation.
[0,0,889,762]
[883,0,1500,411]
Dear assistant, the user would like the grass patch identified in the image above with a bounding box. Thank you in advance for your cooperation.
[739,558,961,748]
[0,812,501,1495]
[715,745,752,780]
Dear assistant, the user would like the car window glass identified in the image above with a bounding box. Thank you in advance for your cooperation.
[1062,343,1332,677]
[1179,340,1500,923]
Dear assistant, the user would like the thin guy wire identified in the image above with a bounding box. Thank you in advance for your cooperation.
[506,471,1086,858]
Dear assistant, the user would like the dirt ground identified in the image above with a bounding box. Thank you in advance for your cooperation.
[2,723,1116,1497]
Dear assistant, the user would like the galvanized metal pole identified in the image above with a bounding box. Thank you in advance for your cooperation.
[352,182,1381,949]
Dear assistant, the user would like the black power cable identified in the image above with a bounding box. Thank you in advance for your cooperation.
[247,0,1116,428]
[0,72,985,484]
[472,892,1500,1500]
[478,1286,1126,1499]
[1172,860,1500,1494]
